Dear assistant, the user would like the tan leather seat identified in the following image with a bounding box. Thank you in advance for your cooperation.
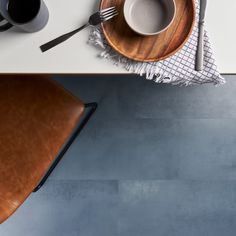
[0,76,86,224]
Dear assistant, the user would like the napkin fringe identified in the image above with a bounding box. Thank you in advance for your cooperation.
[88,27,176,84]
[88,26,225,86]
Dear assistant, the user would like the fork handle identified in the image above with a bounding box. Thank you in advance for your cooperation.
[40,23,89,52]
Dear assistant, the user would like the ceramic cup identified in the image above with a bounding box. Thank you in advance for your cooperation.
[0,0,49,32]
[123,0,176,36]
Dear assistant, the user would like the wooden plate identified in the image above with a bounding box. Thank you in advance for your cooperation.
[100,0,195,62]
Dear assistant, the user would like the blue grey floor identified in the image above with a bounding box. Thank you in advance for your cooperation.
[1,75,236,236]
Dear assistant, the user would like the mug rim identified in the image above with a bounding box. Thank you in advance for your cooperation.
[6,0,41,25]
[123,0,176,36]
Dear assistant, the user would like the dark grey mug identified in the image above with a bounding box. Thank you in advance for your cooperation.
[0,0,49,32]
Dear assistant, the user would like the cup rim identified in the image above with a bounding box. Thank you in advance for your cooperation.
[123,0,176,36]
[6,0,41,25]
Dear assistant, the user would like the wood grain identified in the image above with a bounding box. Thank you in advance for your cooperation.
[100,0,195,62]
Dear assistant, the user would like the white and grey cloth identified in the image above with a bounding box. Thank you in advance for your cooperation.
[88,0,225,86]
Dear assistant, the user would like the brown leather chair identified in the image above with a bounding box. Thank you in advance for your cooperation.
[0,75,97,224]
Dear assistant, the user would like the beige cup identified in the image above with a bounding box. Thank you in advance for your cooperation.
[124,0,176,36]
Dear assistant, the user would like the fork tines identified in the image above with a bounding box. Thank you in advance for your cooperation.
[100,6,118,21]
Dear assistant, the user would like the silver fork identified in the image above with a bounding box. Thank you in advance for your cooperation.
[40,7,118,52]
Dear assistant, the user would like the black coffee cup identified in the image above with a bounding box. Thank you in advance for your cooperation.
[0,0,49,32]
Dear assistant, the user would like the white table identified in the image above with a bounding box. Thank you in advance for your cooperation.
[0,0,235,74]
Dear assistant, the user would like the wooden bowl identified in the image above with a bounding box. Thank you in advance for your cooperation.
[100,0,195,62]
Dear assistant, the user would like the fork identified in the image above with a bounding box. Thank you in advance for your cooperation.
[40,7,118,52]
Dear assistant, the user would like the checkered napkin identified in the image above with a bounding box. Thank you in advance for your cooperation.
[88,0,225,86]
